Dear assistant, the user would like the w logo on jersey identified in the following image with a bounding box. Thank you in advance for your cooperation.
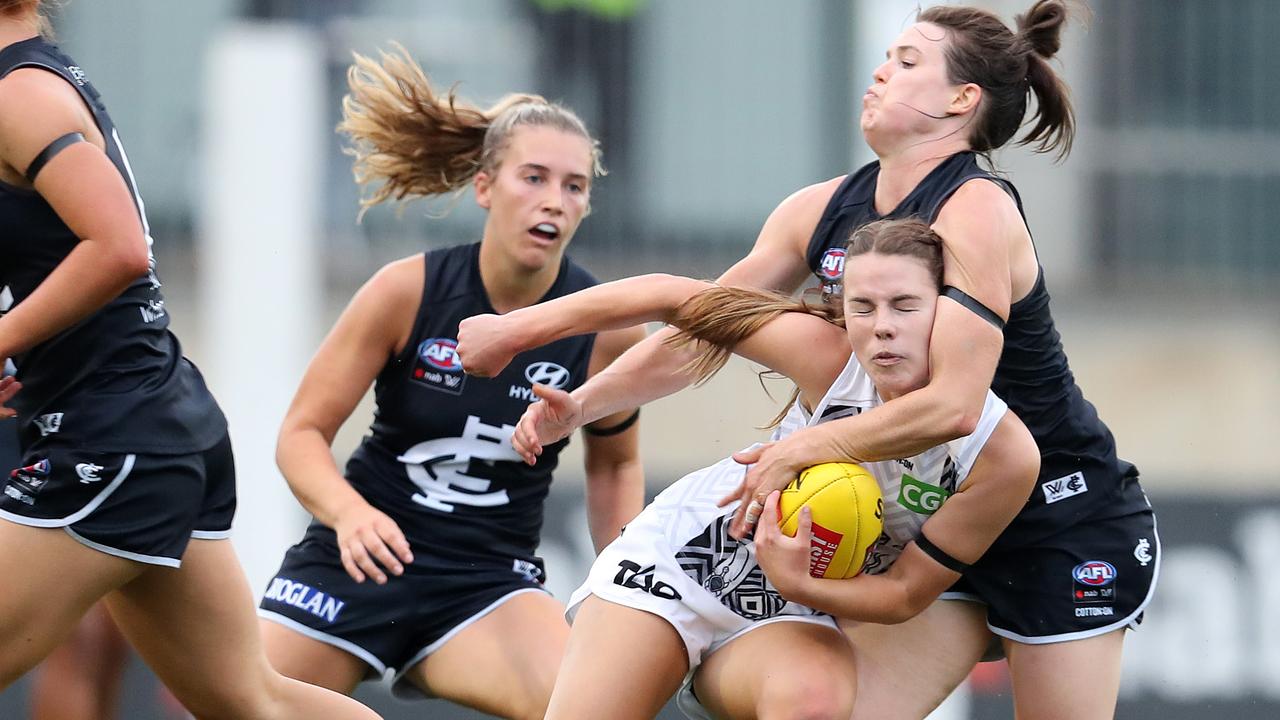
[412,338,467,395]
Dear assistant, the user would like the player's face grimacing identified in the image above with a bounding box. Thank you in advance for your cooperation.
[843,251,939,400]
[861,22,962,146]
[474,124,594,273]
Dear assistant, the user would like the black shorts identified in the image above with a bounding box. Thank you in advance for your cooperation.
[0,434,236,567]
[258,523,549,695]
[945,480,1159,644]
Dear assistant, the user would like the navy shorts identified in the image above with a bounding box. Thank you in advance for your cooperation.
[258,523,549,695]
[0,434,236,567]
[945,480,1159,644]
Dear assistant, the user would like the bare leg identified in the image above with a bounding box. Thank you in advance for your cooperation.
[403,590,567,720]
[693,620,857,720]
[1005,629,1125,720]
[260,618,369,694]
[104,538,380,720]
[839,599,991,719]
[29,602,131,720]
[544,595,689,720]
[0,523,141,690]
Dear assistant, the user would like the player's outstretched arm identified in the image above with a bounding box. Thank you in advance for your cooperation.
[457,273,711,377]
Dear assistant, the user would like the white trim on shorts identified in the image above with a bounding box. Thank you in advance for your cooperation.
[64,525,181,568]
[191,528,232,540]
[390,586,549,699]
[989,504,1162,645]
[0,454,136,528]
[257,608,390,676]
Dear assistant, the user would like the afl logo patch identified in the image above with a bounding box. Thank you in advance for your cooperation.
[525,361,571,389]
[1072,560,1117,587]
[818,248,846,280]
[419,338,463,372]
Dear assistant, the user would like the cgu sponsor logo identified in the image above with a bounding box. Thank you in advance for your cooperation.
[818,248,846,280]
[1073,560,1117,587]
[613,559,682,600]
[899,474,950,515]
[419,338,463,371]
[263,578,346,623]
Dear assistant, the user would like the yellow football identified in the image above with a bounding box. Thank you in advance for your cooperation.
[778,462,883,579]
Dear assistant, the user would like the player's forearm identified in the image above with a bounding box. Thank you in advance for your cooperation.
[0,238,146,358]
[276,427,370,527]
[507,274,710,350]
[573,334,701,424]
[584,459,645,553]
[786,387,976,468]
[791,572,918,625]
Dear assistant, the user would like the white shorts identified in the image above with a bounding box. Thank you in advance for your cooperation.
[568,452,838,711]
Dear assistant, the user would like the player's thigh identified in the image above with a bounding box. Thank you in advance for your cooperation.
[0,522,139,689]
[30,602,132,720]
[104,538,288,718]
[260,617,368,695]
[839,598,991,720]
[1004,629,1124,720]
[403,589,568,720]
[545,595,689,720]
[694,619,856,720]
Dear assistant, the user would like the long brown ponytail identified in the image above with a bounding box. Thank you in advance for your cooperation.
[919,0,1077,160]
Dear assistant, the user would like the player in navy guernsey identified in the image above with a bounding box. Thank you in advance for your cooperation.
[468,3,1158,718]
[0,3,381,719]
[257,48,644,719]
[459,218,1045,720]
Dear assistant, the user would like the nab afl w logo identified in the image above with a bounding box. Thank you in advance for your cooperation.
[524,361,570,389]
[818,248,846,280]
[1073,560,1116,587]
[420,338,462,371]
[412,338,466,395]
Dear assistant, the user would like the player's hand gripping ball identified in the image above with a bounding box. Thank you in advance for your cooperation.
[777,462,883,579]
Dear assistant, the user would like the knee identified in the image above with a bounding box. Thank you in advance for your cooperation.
[758,674,856,720]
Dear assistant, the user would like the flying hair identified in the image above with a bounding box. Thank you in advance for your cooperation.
[919,0,1080,161]
[339,44,603,215]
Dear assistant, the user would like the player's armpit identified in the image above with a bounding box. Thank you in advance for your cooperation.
[716,175,845,292]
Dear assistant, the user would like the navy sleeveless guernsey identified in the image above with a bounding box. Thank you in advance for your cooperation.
[0,37,225,454]
[342,243,597,562]
[805,152,1143,547]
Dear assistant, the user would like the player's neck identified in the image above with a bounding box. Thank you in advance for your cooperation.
[0,20,39,48]
[874,138,970,215]
[477,244,561,315]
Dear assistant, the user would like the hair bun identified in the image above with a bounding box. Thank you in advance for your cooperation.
[1016,0,1068,59]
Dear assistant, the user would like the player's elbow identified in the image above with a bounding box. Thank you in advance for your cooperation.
[99,231,152,282]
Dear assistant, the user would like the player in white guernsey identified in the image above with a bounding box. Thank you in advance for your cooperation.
[458,218,1040,719]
